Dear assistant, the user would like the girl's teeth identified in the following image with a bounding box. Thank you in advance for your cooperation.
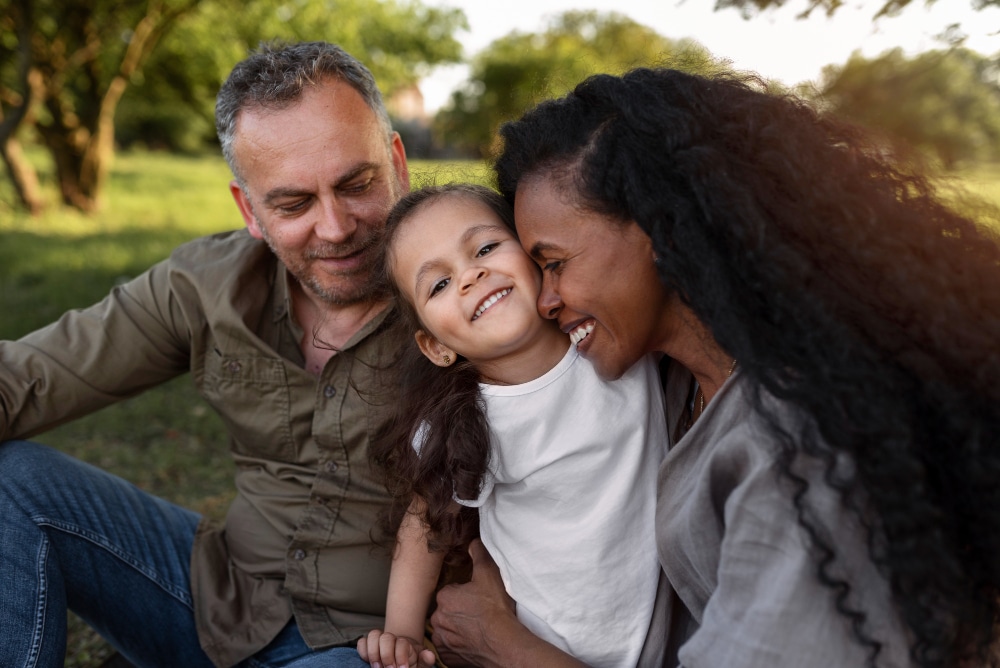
[474,289,510,319]
[570,323,594,345]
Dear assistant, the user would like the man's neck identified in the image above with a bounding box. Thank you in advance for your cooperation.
[291,282,389,375]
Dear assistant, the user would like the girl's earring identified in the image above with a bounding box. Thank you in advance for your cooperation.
[442,354,451,365]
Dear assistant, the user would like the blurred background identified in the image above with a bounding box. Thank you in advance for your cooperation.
[1,0,998,664]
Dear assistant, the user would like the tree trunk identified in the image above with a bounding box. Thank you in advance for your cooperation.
[0,0,43,214]
[0,137,44,215]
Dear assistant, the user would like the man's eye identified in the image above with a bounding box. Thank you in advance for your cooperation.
[342,180,373,195]
[277,199,310,214]
[430,277,450,296]
[476,242,499,257]
[543,260,563,273]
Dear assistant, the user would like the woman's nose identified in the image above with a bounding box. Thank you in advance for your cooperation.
[536,276,562,319]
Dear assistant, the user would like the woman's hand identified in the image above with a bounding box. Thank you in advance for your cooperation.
[357,628,436,668]
[430,540,587,668]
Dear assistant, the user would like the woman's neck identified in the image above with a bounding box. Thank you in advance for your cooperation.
[476,323,570,386]
[657,301,733,404]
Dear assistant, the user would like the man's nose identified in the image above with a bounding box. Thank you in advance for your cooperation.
[314,199,357,243]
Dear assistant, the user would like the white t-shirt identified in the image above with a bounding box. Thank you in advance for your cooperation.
[459,346,667,668]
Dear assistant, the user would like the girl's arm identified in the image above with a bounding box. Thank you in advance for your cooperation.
[359,496,443,668]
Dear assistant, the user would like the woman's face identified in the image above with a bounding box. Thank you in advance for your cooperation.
[514,175,674,380]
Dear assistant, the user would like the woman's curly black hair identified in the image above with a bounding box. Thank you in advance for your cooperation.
[494,67,1000,667]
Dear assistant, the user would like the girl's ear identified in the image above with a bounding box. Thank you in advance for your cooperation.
[415,330,456,367]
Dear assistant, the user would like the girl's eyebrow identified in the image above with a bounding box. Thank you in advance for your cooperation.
[413,223,509,294]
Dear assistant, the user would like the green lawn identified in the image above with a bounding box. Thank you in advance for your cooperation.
[0,151,995,665]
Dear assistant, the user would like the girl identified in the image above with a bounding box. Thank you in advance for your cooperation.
[357,184,668,668]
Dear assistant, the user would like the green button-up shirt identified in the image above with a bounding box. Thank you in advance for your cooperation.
[0,229,403,666]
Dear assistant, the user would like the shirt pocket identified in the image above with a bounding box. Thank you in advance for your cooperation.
[201,352,296,462]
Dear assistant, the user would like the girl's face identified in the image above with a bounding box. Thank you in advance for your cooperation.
[391,196,552,371]
[513,175,675,380]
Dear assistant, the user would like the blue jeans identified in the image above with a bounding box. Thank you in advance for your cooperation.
[0,441,369,668]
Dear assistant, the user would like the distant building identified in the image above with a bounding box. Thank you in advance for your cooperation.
[386,84,428,122]
[387,83,433,158]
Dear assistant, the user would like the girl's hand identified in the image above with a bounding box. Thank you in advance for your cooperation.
[357,629,436,668]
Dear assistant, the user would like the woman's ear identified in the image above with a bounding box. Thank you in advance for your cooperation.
[415,330,456,367]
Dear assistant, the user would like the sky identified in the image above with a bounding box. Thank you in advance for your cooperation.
[419,0,1000,112]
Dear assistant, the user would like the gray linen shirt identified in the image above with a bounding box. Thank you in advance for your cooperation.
[657,362,912,667]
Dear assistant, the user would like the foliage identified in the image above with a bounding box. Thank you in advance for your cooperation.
[814,48,1000,169]
[433,10,726,158]
[0,0,467,211]
[713,0,999,21]
[0,0,204,212]
[117,0,467,152]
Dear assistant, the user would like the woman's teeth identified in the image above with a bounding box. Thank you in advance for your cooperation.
[570,323,594,345]
[473,289,511,320]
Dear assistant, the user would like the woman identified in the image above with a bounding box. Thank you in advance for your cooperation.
[429,68,1000,668]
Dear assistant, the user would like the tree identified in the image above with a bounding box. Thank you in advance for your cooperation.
[0,0,42,213]
[1,0,202,212]
[1,0,466,213]
[713,0,999,21]
[816,48,1000,168]
[435,10,724,158]
[116,0,466,153]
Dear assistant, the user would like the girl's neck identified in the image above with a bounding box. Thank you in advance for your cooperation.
[476,324,570,386]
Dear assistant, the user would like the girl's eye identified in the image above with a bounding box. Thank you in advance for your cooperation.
[476,242,499,257]
[430,277,450,296]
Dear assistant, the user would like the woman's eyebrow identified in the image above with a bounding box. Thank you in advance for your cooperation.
[529,241,560,261]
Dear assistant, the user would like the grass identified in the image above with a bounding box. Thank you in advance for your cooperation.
[0,149,489,667]
[1,151,996,665]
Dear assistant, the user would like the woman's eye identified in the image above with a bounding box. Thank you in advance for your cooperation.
[430,277,450,296]
[476,242,499,257]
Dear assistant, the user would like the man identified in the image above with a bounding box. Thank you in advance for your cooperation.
[0,42,409,667]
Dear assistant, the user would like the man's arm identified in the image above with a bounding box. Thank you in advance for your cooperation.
[0,258,192,440]
[430,540,589,668]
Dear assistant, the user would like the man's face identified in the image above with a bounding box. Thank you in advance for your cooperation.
[230,79,409,306]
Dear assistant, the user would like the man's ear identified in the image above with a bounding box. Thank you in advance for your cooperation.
[414,329,456,367]
[389,132,410,193]
[230,180,264,240]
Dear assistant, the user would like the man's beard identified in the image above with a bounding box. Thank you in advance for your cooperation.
[261,226,386,306]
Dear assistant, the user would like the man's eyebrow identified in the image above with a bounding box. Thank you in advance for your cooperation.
[262,163,380,205]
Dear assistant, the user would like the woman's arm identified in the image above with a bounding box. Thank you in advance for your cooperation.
[358,497,441,668]
[430,540,589,668]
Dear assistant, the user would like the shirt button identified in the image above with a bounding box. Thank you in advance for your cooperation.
[228,361,242,373]
[292,549,306,561]
[323,385,336,398]
[325,460,339,473]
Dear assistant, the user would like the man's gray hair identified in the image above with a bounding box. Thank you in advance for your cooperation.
[216,41,393,182]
